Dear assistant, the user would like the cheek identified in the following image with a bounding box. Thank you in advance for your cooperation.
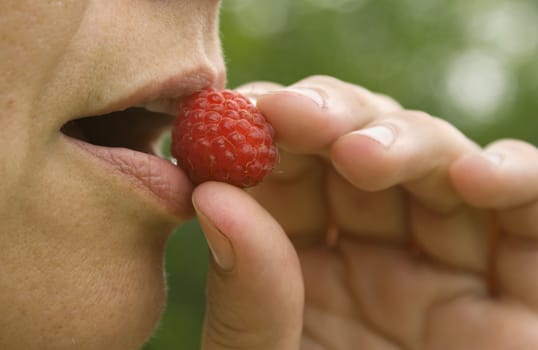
[0,148,174,349]
[0,1,90,192]
[1,1,88,96]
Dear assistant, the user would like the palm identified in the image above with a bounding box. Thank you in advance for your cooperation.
[249,152,538,350]
[298,237,483,350]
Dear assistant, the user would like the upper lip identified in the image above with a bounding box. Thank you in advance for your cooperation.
[60,65,225,155]
[84,66,226,119]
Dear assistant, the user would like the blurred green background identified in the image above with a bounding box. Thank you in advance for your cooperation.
[145,0,537,348]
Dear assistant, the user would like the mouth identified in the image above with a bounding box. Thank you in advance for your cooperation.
[60,73,224,219]
[61,107,173,157]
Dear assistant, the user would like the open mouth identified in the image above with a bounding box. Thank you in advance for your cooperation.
[54,65,225,218]
[60,104,198,218]
[61,107,175,158]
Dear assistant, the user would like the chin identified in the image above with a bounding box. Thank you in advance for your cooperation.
[0,212,174,350]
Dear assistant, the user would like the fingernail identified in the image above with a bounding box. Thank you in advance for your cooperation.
[353,125,395,148]
[272,86,326,108]
[193,203,235,272]
[482,151,503,166]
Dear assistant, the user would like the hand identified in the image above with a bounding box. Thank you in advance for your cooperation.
[191,76,538,349]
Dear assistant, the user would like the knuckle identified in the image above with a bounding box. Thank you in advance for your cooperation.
[374,93,402,111]
[386,110,479,153]
[235,81,284,94]
[389,110,441,130]
[403,110,460,135]
[296,74,342,86]
[431,116,461,136]
[205,316,254,350]
[293,76,391,111]
[403,109,436,123]
[486,139,538,154]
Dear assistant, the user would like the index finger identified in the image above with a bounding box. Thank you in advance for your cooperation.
[256,75,401,155]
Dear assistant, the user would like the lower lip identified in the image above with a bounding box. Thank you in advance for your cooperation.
[64,135,194,218]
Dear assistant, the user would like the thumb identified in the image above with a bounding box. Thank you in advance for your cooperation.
[192,182,304,350]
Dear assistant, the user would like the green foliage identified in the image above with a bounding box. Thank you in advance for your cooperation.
[144,220,208,349]
[146,1,537,348]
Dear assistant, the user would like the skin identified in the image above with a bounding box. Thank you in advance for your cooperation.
[2,2,538,350]
[195,79,538,350]
[1,1,224,349]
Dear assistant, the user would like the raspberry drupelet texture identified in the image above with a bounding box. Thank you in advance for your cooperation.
[171,88,278,188]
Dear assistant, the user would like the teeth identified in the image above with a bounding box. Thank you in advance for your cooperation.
[151,129,172,158]
[138,98,180,116]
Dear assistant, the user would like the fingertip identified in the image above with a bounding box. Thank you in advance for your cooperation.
[256,88,335,153]
[235,81,284,92]
[331,130,397,191]
[449,154,502,208]
[260,86,327,109]
[192,181,294,270]
[192,182,272,244]
[234,81,284,104]
[451,138,538,209]
[192,182,240,233]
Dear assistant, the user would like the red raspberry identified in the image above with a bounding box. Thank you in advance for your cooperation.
[171,88,278,188]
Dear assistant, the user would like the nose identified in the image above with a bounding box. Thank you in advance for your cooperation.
[129,0,226,81]
[77,0,226,98]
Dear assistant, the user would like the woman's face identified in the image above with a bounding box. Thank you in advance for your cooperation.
[0,1,225,348]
